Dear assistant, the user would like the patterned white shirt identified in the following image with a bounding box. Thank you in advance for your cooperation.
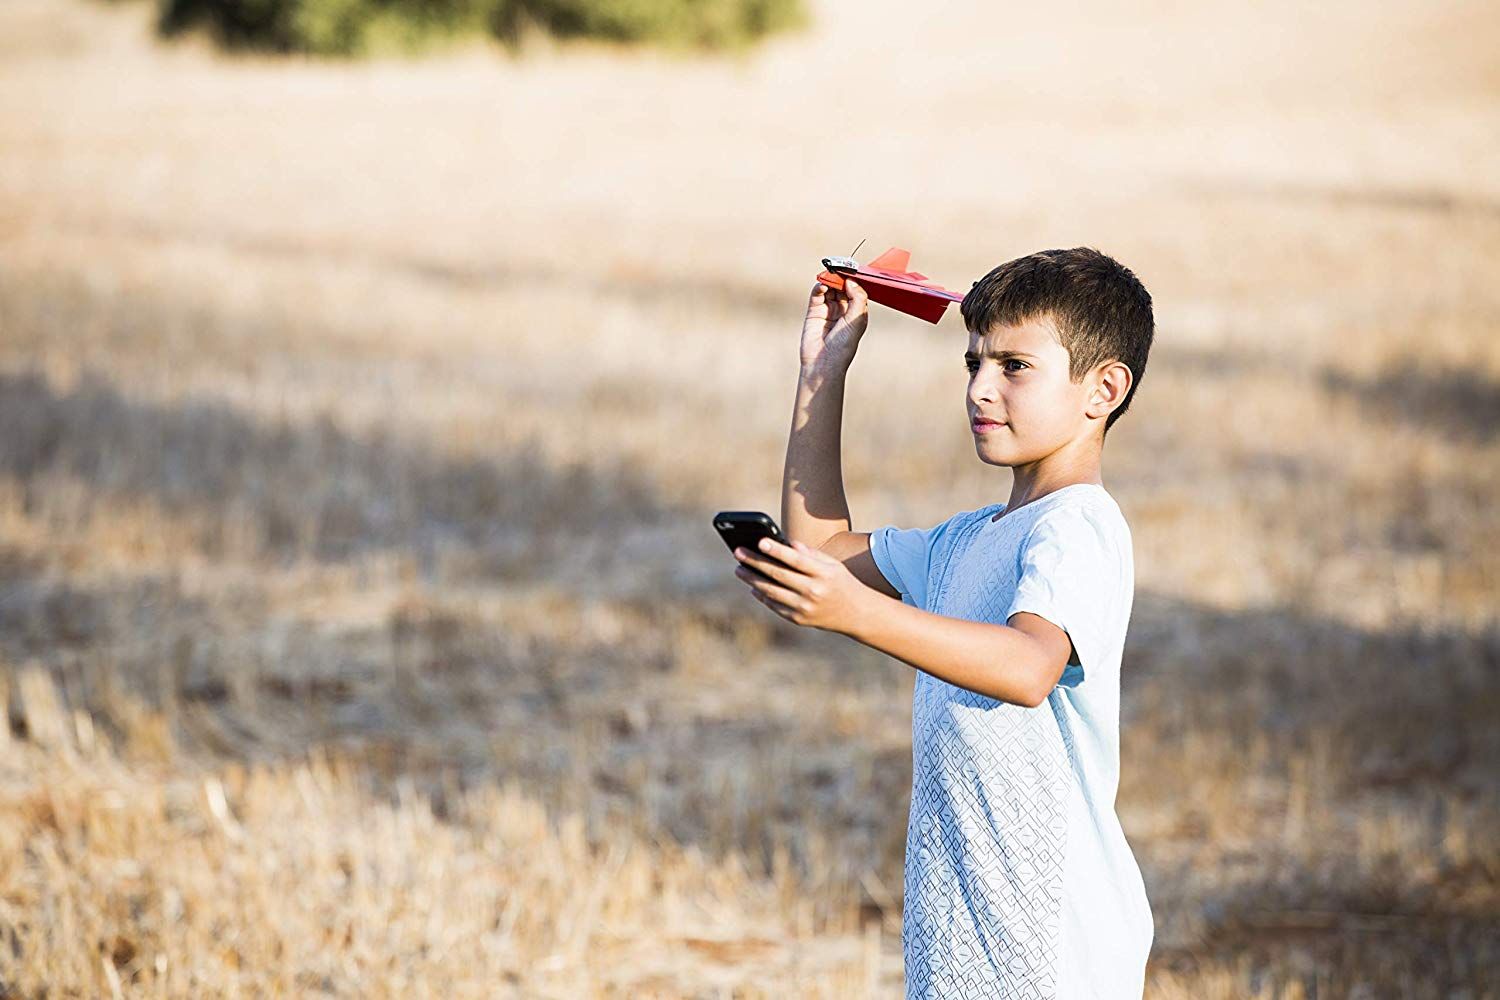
[871,483,1153,999]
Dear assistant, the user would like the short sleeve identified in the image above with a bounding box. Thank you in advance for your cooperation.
[1003,504,1126,687]
[869,518,950,610]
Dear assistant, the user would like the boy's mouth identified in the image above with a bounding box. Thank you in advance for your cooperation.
[972,417,1005,433]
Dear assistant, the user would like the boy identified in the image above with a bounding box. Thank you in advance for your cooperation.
[731,247,1155,998]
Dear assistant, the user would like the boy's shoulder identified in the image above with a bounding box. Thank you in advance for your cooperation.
[995,487,1134,575]
[1045,484,1128,526]
[984,484,1128,532]
[1022,486,1131,541]
[885,485,1130,569]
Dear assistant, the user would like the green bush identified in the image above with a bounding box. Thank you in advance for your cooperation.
[156,0,807,56]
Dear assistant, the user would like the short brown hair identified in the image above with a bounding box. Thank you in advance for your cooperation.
[960,247,1153,434]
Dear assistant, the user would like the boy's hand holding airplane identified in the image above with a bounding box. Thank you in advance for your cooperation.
[732,536,873,636]
[800,278,869,374]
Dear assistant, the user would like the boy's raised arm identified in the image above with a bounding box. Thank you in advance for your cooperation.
[780,279,869,547]
[781,362,852,547]
[778,279,898,599]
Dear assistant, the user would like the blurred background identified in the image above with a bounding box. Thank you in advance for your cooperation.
[1,0,1497,995]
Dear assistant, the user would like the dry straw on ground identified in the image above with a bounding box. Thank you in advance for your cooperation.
[1,0,1497,995]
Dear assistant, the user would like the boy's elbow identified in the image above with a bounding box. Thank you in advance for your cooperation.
[1014,680,1052,709]
[1026,677,1062,707]
[1016,657,1066,708]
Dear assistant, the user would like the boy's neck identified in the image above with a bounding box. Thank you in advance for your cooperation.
[1002,444,1105,514]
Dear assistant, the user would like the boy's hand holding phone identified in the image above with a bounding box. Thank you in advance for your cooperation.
[731,536,873,637]
[800,278,869,375]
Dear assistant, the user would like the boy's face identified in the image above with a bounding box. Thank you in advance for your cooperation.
[964,315,1099,467]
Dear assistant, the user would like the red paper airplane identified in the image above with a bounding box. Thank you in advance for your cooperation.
[817,247,965,324]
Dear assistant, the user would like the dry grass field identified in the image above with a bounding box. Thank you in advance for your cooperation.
[2,0,1498,995]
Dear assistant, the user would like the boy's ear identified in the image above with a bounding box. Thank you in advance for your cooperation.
[1087,361,1133,420]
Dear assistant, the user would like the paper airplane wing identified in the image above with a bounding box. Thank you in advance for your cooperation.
[859,280,954,323]
[866,248,910,273]
[816,246,964,325]
[865,248,929,281]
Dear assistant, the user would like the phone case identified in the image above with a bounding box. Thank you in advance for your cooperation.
[712,510,790,557]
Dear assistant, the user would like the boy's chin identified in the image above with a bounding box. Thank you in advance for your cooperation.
[973,441,1018,467]
[974,436,1052,468]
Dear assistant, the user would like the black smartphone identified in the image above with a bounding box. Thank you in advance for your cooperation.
[712,511,792,575]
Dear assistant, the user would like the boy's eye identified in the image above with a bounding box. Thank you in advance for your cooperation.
[964,358,1027,373]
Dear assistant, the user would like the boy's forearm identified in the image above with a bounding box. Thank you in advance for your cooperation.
[781,365,853,547]
[848,595,1055,708]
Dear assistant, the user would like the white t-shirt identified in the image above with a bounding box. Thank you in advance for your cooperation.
[870,482,1153,999]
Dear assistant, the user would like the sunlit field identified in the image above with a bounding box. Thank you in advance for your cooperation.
[1,0,1497,994]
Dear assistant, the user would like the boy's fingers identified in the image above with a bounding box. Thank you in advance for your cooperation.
[757,537,815,572]
[750,577,804,611]
[739,551,803,591]
[752,589,796,619]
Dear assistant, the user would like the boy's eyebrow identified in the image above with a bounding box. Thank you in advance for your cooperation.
[964,348,1038,360]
